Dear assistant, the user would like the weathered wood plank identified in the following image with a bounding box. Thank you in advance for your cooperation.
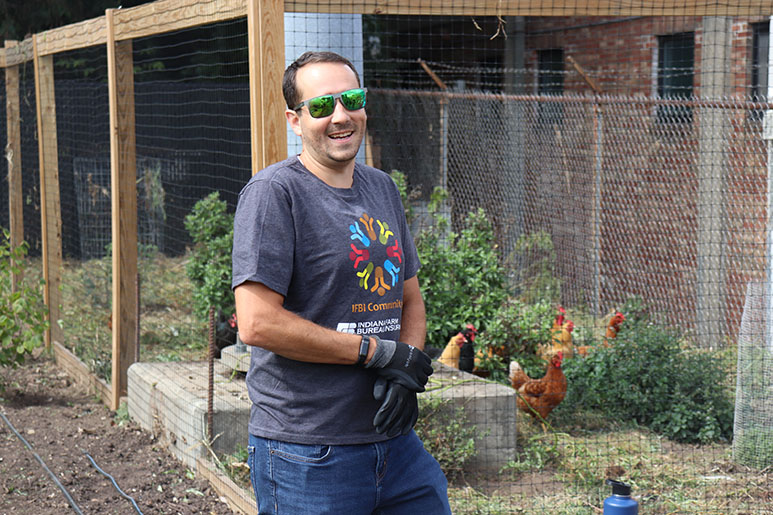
[4,38,33,67]
[107,9,140,411]
[53,342,113,407]
[259,0,287,168]
[196,457,256,515]
[5,41,23,290]
[35,16,107,56]
[112,0,247,42]
[247,0,287,173]
[247,0,263,173]
[33,40,63,349]
[2,0,770,69]
[284,0,773,16]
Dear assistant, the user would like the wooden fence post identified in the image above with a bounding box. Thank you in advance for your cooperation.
[107,8,139,410]
[248,0,287,174]
[4,40,22,291]
[33,36,63,349]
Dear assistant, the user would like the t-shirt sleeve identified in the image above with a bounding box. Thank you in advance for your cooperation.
[231,177,294,295]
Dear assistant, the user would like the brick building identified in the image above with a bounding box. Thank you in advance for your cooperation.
[520,16,770,343]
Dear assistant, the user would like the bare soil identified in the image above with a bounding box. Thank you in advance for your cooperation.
[0,353,234,515]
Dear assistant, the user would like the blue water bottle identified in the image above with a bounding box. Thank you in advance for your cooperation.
[603,479,638,514]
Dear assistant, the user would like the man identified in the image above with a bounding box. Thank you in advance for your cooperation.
[232,51,451,514]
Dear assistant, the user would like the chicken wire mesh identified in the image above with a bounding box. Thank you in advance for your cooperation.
[369,90,768,341]
[18,60,41,259]
[734,282,773,469]
[2,3,773,513]
[52,45,112,377]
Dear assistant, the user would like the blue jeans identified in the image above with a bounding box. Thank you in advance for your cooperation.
[248,432,451,514]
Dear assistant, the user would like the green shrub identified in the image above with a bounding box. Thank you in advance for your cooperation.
[474,298,556,382]
[562,298,734,443]
[0,228,49,371]
[415,395,478,479]
[414,188,509,349]
[184,192,234,318]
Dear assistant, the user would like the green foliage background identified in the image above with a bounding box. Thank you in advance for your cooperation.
[561,298,735,444]
[393,172,736,445]
[411,185,510,350]
[0,229,49,371]
[184,192,235,318]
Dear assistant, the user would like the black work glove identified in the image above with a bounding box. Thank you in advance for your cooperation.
[373,377,419,437]
[364,337,433,392]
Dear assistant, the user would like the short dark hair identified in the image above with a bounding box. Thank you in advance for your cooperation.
[283,51,361,110]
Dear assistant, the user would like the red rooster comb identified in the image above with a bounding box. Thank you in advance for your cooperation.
[555,306,566,326]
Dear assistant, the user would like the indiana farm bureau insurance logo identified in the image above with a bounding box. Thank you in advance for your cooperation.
[348,212,403,297]
[336,319,402,335]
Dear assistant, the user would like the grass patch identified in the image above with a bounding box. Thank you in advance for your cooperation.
[446,412,772,514]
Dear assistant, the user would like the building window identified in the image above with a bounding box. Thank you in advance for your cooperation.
[537,48,564,124]
[657,32,694,123]
[751,22,769,120]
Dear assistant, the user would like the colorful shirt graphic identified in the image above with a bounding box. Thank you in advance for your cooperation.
[349,212,404,296]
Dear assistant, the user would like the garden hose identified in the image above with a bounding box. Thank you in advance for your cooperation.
[83,451,144,515]
[0,410,85,515]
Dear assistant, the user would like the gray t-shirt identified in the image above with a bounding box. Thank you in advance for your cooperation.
[232,156,420,444]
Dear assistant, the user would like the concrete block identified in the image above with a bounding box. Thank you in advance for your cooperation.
[128,360,517,474]
[128,361,251,468]
[422,363,517,473]
[220,343,251,373]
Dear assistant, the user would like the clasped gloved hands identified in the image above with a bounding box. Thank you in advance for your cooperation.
[363,336,433,436]
[372,377,418,437]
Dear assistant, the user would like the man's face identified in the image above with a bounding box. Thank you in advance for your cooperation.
[287,62,366,171]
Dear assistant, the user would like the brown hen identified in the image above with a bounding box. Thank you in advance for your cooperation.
[509,352,567,429]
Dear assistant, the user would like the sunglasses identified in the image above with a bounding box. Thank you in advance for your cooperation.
[293,88,367,118]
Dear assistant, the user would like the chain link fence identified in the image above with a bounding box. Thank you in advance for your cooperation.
[370,89,768,342]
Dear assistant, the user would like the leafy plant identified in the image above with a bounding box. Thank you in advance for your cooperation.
[0,228,49,371]
[184,192,235,318]
[113,401,131,427]
[415,395,478,479]
[562,298,734,443]
[474,298,556,381]
[414,188,509,349]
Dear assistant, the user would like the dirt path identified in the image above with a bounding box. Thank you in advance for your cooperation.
[0,354,234,514]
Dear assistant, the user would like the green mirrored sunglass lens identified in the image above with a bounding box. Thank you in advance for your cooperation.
[309,96,334,117]
[341,89,366,109]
